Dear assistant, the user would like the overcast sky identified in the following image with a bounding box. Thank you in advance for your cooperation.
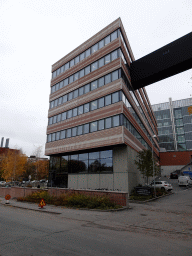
[1,0,192,157]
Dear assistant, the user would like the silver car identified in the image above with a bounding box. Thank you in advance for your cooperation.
[150,181,173,191]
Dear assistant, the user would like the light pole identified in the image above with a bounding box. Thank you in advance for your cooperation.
[151,134,157,198]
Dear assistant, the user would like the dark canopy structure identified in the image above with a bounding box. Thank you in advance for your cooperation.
[130,32,192,90]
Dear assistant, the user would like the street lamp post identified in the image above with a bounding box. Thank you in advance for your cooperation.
[151,135,157,198]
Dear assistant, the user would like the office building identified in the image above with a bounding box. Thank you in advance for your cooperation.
[152,97,192,151]
[45,18,159,193]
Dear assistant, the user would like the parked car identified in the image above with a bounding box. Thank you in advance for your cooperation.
[178,176,192,186]
[150,181,173,191]
[40,179,46,183]
[0,181,6,186]
[170,171,179,179]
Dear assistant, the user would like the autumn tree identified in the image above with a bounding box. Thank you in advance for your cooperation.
[34,160,49,180]
[134,149,160,184]
[1,150,28,182]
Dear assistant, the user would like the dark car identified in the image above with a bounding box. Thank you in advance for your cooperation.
[170,171,179,179]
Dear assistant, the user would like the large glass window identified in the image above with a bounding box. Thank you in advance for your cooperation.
[112,92,119,103]
[74,89,78,98]
[113,115,119,127]
[74,72,79,81]
[105,35,110,45]
[80,52,85,61]
[79,69,85,78]
[175,109,182,119]
[72,127,77,137]
[65,62,69,70]
[79,87,84,96]
[85,48,91,57]
[111,50,118,61]
[68,92,73,101]
[176,119,183,126]
[77,125,83,135]
[67,129,71,138]
[177,135,185,143]
[61,130,66,139]
[75,56,80,64]
[70,59,74,68]
[111,30,118,41]
[112,70,118,81]
[105,73,111,84]
[177,127,184,135]
[62,112,66,121]
[99,39,104,49]
[98,97,104,108]
[69,75,74,84]
[73,108,78,117]
[105,95,111,106]
[67,110,72,119]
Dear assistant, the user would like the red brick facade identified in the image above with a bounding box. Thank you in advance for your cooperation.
[160,151,192,166]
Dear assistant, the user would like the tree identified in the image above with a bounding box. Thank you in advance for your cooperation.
[1,150,28,182]
[34,160,49,180]
[134,149,160,184]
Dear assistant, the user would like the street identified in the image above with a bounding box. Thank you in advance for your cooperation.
[0,187,192,256]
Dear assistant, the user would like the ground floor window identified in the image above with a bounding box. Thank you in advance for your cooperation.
[49,149,113,175]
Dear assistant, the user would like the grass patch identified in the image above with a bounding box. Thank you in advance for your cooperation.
[17,191,122,210]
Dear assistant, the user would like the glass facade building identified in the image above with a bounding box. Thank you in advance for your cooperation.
[152,97,192,151]
[45,18,159,191]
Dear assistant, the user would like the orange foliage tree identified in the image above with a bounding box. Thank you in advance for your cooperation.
[1,150,28,182]
[34,160,49,180]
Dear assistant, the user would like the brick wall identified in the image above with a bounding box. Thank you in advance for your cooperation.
[0,187,128,206]
[160,151,192,166]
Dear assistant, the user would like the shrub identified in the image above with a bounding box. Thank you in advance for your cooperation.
[17,191,121,209]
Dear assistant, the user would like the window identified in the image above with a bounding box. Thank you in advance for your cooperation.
[105,35,110,45]
[79,69,85,78]
[67,129,71,138]
[178,135,185,143]
[59,81,64,89]
[56,132,60,141]
[98,97,104,108]
[65,62,69,70]
[98,119,104,130]
[164,122,169,126]
[61,130,66,139]
[73,89,78,98]
[99,39,104,49]
[62,112,66,121]
[111,30,118,41]
[176,119,183,126]
[112,92,119,103]
[68,92,73,101]
[105,74,111,84]
[47,134,51,142]
[53,116,57,124]
[105,117,112,129]
[84,103,89,113]
[77,125,83,135]
[63,95,67,103]
[78,105,84,115]
[111,50,118,61]
[49,117,53,125]
[105,95,111,106]
[91,61,98,72]
[54,99,58,107]
[80,52,85,61]
[73,108,78,117]
[72,127,77,137]
[113,115,119,127]
[64,78,69,87]
[105,54,110,64]
[75,55,80,64]
[83,124,89,134]
[90,121,97,132]
[91,80,97,90]
[69,75,74,84]
[70,59,74,68]
[52,133,56,141]
[91,100,97,111]
[177,127,184,134]
[50,101,54,109]
[99,58,104,68]
[56,68,61,76]
[58,97,62,105]
[84,84,90,93]
[91,43,98,53]
[79,87,84,96]
[85,66,90,75]
[98,77,104,87]
[57,114,61,122]
[112,70,118,81]
[175,109,182,119]
[74,72,79,81]
[85,48,91,57]
[67,110,72,119]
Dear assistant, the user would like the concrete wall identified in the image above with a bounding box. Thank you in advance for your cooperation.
[68,144,144,195]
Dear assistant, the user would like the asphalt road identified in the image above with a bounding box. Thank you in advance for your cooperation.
[0,188,192,256]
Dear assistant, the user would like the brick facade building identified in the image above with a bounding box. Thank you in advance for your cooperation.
[45,18,159,193]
